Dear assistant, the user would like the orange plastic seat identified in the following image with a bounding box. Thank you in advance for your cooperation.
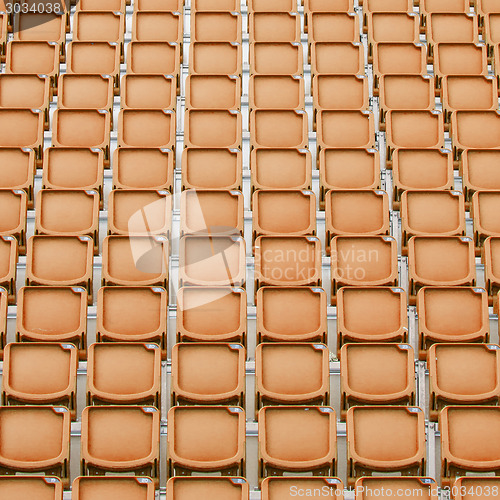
[182,148,242,191]
[428,343,500,420]
[73,476,155,500]
[180,189,244,236]
[361,0,413,13]
[185,109,241,149]
[186,75,241,110]
[346,406,425,486]
[127,41,181,79]
[179,234,245,287]
[113,148,174,192]
[81,405,160,485]
[166,477,249,500]
[171,342,245,406]
[97,286,167,358]
[258,406,336,481]
[189,41,241,76]
[472,191,500,248]
[0,108,44,160]
[308,12,359,44]
[452,477,500,500]
[121,75,177,111]
[102,235,169,288]
[133,11,183,43]
[108,189,172,238]
[2,343,78,418]
[0,288,6,354]
[355,478,438,500]
[253,190,316,240]
[249,12,300,43]
[176,286,246,344]
[440,406,500,486]
[484,14,500,46]
[340,343,415,418]
[76,0,126,11]
[191,11,241,43]
[17,286,87,355]
[249,0,297,12]
[255,343,329,411]
[336,286,408,349]
[433,43,488,79]
[331,236,398,300]
[420,0,471,15]
[0,406,70,487]
[0,13,5,61]
[0,189,27,254]
[251,148,312,192]
[325,190,389,253]
[461,150,500,202]
[427,13,479,46]
[0,148,36,208]
[87,342,161,407]
[250,42,303,76]
[313,75,369,116]
[249,75,305,110]
[311,42,365,77]
[483,236,500,298]
[400,191,465,249]
[135,0,183,9]
[167,406,246,476]
[0,476,63,500]
[250,110,308,149]
[0,236,16,302]
[255,235,322,289]
[478,0,500,15]
[451,111,500,157]
[256,286,327,343]
[262,477,343,500]
[366,12,420,49]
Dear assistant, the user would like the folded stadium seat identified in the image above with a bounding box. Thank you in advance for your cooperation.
[378,75,436,130]
[0,189,27,254]
[392,149,454,208]
[0,108,44,161]
[252,190,316,241]
[118,109,176,150]
[186,75,241,110]
[250,110,308,150]
[66,41,121,92]
[427,13,480,52]
[484,236,500,299]
[176,286,246,343]
[478,0,500,15]
[0,406,71,487]
[167,477,249,500]
[408,236,475,300]
[2,343,78,418]
[179,235,246,287]
[251,148,312,193]
[461,150,500,204]
[262,477,343,500]
[0,148,36,208]
[76,0,126,11]
[258,406,336,482]
[108,189,172,238]
[355,478,438,500]
[43,148,104,208]
[97,287,167,358]
[310,42,365,77]
[256,286,327,343]
[417,287,489,359]
[451,111,500,159]
[385,111,445,162]
[420,0,472,16]
[248,12,300,43]
[254,235,322,289]
[0,476,63,500]
[26,235,93,300]
[191,11,241,43]
[330,236,398,301]
[249,75,304,110]
[484,14,500,47]
[167,406,246,476]
[171,342,245,406]
[135,0,183,10]
[249,42,303,76]
[454,478,500,500]
[428,343,500,420]
[184,110,242,149]
[304,0,353,12]
[0,236,16,302]
[180,189,244,236]
[360,0,413,13]
[336,286,408,350]
[400,190,466,250]
[35,190,99,253]
[440,406,500,486]
[87,342,161,406]
[433,43,488,82]
[0,14,6,62]
[308,12,360,46]
[52,109,111,164]
[472,191,500,249]
[341,343,415,416]
[73,476,155,500]
[113,148,174,193]
[132,11,183,43]
[101,235,169,289]
[127,42,181,84]
[249,0,298,12]
[81,405,160,486]
[0,74,51,130]
[182,148,242,191]
[319,149,380,206]
[255,343,329,412]
[325,190,390,253]
[189,41,242,76]
[347,406,425,486]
